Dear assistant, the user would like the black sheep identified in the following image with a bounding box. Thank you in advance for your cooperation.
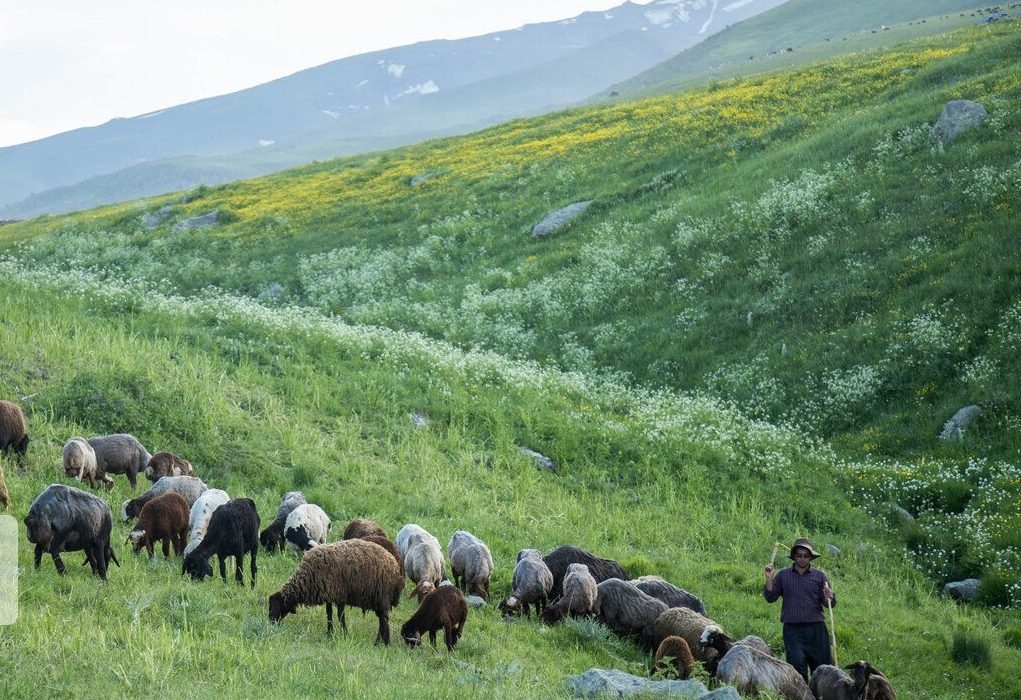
[543,544,629,600]
[24,484,119,579]
[182,498,260,587]
[402,585,468,651]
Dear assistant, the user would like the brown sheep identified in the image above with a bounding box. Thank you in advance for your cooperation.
[145,452,195,482]
[362,535,403,575]
[343,518,388,540]
[268,539,404,644]
[654,606,723,664]
[128,491,190,558]
[0,400,30,508]
[651,635,695,680]
[401,584,469,651]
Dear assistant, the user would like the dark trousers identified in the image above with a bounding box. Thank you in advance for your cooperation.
[783,622,833,680]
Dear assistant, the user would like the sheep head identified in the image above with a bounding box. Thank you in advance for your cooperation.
[402,630,423,648]
[268,592,297,623]
[698,625,734,656]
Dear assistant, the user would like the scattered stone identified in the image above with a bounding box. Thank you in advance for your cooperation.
[565,668,709,698]
[883,502,915,526]
[932,101,987,143]
[409,412,429,428]
[826,544,841,556]
[702,689,741,700]
[531,201,592,237]
[173,210,220,232]
[939,405,981,441]
[466,595,487,609]
[520,447,556,473]
[942,578,981,602]
[142,205,174,230]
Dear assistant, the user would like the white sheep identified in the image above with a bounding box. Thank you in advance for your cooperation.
[283,503,332,552]
[405,540,446,601]
[395,523,440,568]
[183,488,230,557]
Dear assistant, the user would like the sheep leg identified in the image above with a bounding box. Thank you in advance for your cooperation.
[33,543,44,569]
[47,535,67,576]
[338,605,348,635]
[91,540,108,579]
[127,467,137,491]
[429,630,437,648]
[218,554,228,582]
[444,624,456,651]
[374,608,390,646]
[249,544,258,589]
[235,549,245,586]
[326,603,334,635]
[161,536,170,559]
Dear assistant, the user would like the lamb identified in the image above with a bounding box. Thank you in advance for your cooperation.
[395,523,440,568]
[283,503,332,552]
[144,451,195,482]
[268,538,404,644]
[632,575,706,616]
[182,498,260,587]
[810,661,897,700]
[183,488,230,557]
[653,606,723,664]
[405,540,446,601]
[122,476,208,521]
[651,635,695,680]
[259,490,306,552]
[447,529,494,600]
[700,625,813,700]
[128,491,190,558]
[0,399,30,472]
[542,562,598,624]
[498,549,553,618]
[78,433,151,491]
[401,584,469,651]
[343,518,388,540]
[543,544,629,600]
[595,578,668,650]
[24,484,119,579]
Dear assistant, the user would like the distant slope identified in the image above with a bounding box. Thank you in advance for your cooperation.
[0,0,790,218]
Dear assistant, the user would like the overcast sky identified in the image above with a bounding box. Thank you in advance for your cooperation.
[0,1,655,148]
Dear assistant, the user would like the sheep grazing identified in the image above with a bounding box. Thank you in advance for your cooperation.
[62,438,98,487]
[651,635,695,680]
[144,451,195,482]
[24,484,119,579]
[395,523,441,568]
[810,661,897,700]
[402,584,469,651]
[654,606,723,664]
[128,491,190,559]
[83,433,152,491]
[122,476,208,521]
[499,548,554,618]
[362,535,403,574]
[182,498,260,587]
[543,544,629,600]
[700,625,813,700]
[447,529,494,600]
[632,575,706,616]
[543,562,598,624]
[184,488,231,557]
[268,538,404,644]
[0,399,30,473]
[405,540,446,602]
[283,503,332,552]
[343,517,388,540]
[259,491,306,553]
[595,578,668,650]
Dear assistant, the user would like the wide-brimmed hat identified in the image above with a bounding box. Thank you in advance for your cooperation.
[788,538,821,560]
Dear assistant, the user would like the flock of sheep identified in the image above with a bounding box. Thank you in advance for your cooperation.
[0,400,896,699]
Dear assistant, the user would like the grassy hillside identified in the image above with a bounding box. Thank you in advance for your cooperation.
[1,18,1020,700]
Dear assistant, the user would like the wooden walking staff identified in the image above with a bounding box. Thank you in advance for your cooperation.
[827,586,838,665]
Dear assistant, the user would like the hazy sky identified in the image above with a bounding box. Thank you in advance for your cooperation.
[0,1,653,148]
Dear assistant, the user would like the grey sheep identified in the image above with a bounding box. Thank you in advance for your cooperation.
[343,518,388,540]
[145,452,196,482]
[395,523,440,568]
[653,606,723,664]
[268,538,404,644]
[810,661,897,700]
[85,433,152,491]
[543,562,598,624]
[401,584,469,651]
[632,575,706,616]
[259,490,305,552]
[24,484,119,579]
[499,549,553,618]
[700,625,813,700]
[447,529,494,600]
[128,491,190,558]
[405,540,446,601]
[595,578,668,650]
[122,476,208,521]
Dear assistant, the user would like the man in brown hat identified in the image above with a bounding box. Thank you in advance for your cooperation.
[764,537,836,680]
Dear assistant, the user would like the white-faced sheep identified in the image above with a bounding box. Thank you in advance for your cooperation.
[259,490,305,553]
[447,529,494,600]
[145,451,195,482]
[401,584,469,651]
[653,606,723,664]
[632,575,706,616]
[810,661,897,700]
[343,518,388,540]
[595,578,668,650]
[122,475,208,521]
[182,498,259,587]
[283,503,332,552]
[395,523,440,568]
[405,540,446,602]
[183,488,230,557]
[24,484,119,579]
[543,562,598,624]
[700,625,813,700]
[78,433,151,491]
[543,544,629,600]
[499,549,554,618]
[128,491,190,558]
[268,538,404,644]
[651,635,695,680]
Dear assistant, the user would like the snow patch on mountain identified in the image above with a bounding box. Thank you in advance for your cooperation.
[402,81,439,96]
[723,0,759,10]
[387,63,406,78]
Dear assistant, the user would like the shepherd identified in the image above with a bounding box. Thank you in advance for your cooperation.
[764,537,836,681]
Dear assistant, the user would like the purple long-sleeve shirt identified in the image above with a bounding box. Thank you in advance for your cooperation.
[763,565,836,624]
